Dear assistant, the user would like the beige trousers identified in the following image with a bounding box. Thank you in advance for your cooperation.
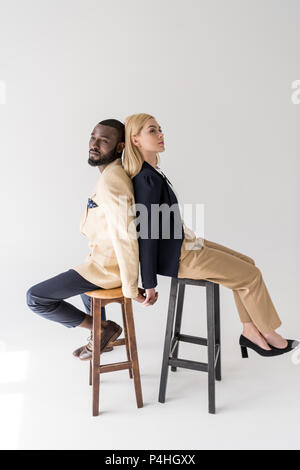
[177,238,282,333]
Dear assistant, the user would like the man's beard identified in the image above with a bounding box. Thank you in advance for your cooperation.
[88,147,120,167]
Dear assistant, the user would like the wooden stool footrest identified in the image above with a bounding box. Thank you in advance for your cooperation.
[110,338,126,347]
[99,361,132,374]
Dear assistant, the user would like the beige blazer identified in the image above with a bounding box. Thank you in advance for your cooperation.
[72,158,139,298]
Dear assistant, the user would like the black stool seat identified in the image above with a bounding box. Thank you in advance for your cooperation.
[158,277,221,414]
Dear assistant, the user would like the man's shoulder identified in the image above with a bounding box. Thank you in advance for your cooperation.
[98,161,134,195]
[103,160,129,179]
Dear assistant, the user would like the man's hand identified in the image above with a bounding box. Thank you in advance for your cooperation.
[133,287,147,304]
[133,287,158,306]
[141,288,158,306]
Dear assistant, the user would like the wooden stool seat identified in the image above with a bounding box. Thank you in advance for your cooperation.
[85,287,123,299]
[86,289,143,416]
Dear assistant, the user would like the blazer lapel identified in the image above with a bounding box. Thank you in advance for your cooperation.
[142,160,176,203]
[142,160,165,182]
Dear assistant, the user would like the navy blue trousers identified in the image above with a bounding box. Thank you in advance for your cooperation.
[26,268,106,328]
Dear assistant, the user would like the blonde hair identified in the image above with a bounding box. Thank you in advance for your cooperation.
[123,113,160,178]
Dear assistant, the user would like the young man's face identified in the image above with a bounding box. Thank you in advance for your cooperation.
[88,124,123,167]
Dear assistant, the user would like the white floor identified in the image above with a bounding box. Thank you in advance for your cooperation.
[1,308,300,450]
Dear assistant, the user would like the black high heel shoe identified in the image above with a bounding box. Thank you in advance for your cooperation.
[239,334,291,358]
[267,339,299,353]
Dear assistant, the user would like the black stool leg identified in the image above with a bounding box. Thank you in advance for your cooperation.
[171,282,185,372]
[206,282,216,414]
[158,277,178,403]
[214,283,221,381]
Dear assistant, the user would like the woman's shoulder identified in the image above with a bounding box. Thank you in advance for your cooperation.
[132,162,164,186]
[132,171,163,195]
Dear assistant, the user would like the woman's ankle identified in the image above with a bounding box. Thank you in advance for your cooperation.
[242,322,271,349]
[242,321,256,334]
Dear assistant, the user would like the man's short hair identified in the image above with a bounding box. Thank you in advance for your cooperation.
[98,119,125,143]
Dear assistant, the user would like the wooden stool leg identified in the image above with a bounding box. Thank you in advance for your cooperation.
[124,298,143,408]
[89,360,92,386]
[121,303,133,379]
[92,298,102,416]
[206,282,216,414]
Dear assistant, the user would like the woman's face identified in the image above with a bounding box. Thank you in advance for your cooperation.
[133,118,165,153]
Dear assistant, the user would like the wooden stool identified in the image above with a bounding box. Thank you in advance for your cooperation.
[158,277,221,414]
[85,287,143,416]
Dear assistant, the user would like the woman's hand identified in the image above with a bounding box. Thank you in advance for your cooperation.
[141,288,158,306]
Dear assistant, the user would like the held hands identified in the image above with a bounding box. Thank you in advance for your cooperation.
[133,287,158,306]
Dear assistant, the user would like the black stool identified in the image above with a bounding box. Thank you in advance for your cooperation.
[158,277,221,414]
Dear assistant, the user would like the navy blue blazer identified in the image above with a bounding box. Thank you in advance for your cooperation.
[132,160,184,289]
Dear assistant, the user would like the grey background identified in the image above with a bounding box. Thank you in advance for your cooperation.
[0,0,299,450]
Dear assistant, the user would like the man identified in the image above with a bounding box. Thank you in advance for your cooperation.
[26,119,147,360]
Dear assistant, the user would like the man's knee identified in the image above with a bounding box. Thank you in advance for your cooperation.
[26,286,36,309]
[26,287,38,312]
[26,286,47,314]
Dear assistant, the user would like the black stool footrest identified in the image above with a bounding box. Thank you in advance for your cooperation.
[178,333,207,346]
[168,357,208,372]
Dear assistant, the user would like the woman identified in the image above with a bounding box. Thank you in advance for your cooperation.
[123,113,297,357]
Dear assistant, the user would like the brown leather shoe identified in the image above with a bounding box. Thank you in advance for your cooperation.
[79,320,122,361]
[72,342,113,358]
